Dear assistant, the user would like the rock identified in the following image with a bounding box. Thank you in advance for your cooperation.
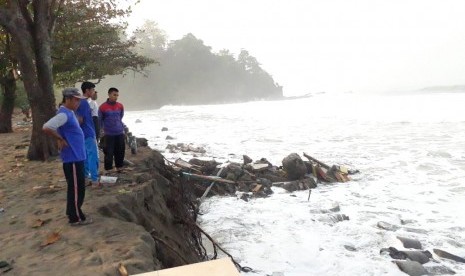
[330,214,349,223]
[243,155,253,164]
[282,153,307,180]
[402,250,431,264]
[381,247,430,264]
[165,135,175,140]
[161,127,168,131]
[377,221,400,231]
[166,144,178,153]
[424,265,456,275]
[397,236,422,249]
[394,260,428,276]
[189,159,220,175]
[328,203,340,212]
[433,248,465,263]
[344,245,357,251]
[135,119,142,123]
[136,137,148,147]
[403,227,428,234]
[282,178,316,192]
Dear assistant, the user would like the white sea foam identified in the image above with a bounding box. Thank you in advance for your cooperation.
[125,92,465,275]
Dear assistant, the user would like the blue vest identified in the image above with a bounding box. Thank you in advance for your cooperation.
[57,107,86,163]
[76,99,96,138]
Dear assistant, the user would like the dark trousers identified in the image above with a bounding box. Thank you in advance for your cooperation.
[63,161,86,223]
[103,134,125,170]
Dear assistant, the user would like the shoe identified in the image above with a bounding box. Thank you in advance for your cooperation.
[104,169,114,175]
[91,181,101,188]
[69,218,93,226]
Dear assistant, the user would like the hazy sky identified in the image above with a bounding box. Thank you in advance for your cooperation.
[130,0,465,96]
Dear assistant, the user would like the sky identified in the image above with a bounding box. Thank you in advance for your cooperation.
[129,0,465,96]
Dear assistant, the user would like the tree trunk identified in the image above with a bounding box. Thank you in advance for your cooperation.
[12,26,58,161]
[0,70,17,133]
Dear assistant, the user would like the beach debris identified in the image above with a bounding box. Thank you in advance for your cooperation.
[303,152,354,183]
[200,164,228,202]
[169,152,356,200]
[118,263,128,276]
[100,176,118,185]
[41,231,61,247]
[433,248,465,263]
[180,172,236,184]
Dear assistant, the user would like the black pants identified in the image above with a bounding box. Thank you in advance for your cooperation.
[63,161,86,223]
[103,134,125,170]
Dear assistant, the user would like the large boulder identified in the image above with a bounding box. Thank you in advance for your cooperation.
[282,153,307,180]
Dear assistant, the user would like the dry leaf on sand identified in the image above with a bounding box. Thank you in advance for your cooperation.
[32,219,45,228]
[41,231,60,247]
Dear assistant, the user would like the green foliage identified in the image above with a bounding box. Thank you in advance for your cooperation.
[99,27,283,110]
[53,0,153,87]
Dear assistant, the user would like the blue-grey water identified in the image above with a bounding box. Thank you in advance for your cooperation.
[125,92,465,275]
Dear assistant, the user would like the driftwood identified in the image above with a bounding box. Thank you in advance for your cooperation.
[200,165,228,202]
[303,152,330,169]
[180,172,236,184]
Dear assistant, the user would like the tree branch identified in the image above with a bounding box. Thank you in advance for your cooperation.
[18,0,34,30]
[0,7,14,31]
[49,0,65,33]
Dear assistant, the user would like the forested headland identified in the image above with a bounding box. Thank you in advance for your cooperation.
[99,21,283,110]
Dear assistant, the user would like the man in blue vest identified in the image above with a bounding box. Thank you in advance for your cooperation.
[78,81,100,187]
[43,88,92,226]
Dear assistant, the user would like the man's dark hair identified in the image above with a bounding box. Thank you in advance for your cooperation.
[108,87,119,94]
[81,81,95,92]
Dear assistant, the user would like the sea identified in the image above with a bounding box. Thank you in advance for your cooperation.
[124,92,465,276]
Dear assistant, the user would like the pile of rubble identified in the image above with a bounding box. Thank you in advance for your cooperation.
[168,152,359,201]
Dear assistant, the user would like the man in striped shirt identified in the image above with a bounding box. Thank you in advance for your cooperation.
[99,87,126,173]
